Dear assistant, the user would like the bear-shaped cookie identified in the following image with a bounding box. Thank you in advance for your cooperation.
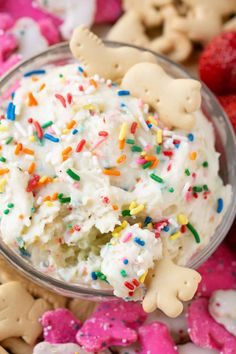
[0,281,51,345]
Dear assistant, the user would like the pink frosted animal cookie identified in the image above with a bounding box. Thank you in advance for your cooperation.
[95,0,122,23]
[188,298,236,353]
[145,304,189,343]
[41,308,81,344]
[35,0,122,39]
[138,322,178,354]
[0,54,21,76]
[0,13,14,31]
[77,317,137,352]
[93,300,147,329]
[37,19,61,45]
[0,32,18,62]
[76,301,145,352]
[197,244,236,298]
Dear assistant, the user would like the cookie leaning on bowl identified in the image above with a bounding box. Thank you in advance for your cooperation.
[70,25,201,131]
[70,26,202,316]
[70,25,156,81]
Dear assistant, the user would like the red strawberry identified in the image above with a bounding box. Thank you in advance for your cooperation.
[199,32,236,95]
[218,94,236,132]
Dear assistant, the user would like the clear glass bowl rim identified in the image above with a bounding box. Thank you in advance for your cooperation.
[0,41,235,298]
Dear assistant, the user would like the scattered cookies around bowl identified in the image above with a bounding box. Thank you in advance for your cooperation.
[121,62,201,130]
[150,5,193,62]
[0,256,66,309]
[0,281,51,345]
[172,0,236,44]
[108,0,236,62]
[123,0,169,28]
[70,25,156,81]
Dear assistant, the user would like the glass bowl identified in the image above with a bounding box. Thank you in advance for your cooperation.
[0,42,235,300]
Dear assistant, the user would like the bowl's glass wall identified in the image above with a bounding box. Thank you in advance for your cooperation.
[0,43,235,299]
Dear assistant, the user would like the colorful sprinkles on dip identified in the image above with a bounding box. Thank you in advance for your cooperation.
[0,63,231,301]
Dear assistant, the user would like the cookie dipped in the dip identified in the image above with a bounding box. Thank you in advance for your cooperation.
[0,27,232,316]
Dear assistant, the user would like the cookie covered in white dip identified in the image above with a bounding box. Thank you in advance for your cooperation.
[0,28,231,304]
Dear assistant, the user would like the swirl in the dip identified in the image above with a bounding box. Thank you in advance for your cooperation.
[0,64,231,299]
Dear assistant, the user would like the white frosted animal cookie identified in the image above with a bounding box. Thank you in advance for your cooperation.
[172,0,236,44]
[178,343,219,354]
[209,290,236,336]
[121,62,201,130]
[35,0,96,39]
[70,26,156,81]
[142,251,201,317]
[33,342,111,354]
[11,18,48,60]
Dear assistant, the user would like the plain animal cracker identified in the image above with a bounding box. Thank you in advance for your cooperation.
[121,62,201,130]
[172,0,236,44]
[1,338,33,354]
[143,252,201,317]
[0,256,66,309]
[0,281,51,345]
[70,25,156,81]
[123,0,171,27]
[151,5,192,62]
